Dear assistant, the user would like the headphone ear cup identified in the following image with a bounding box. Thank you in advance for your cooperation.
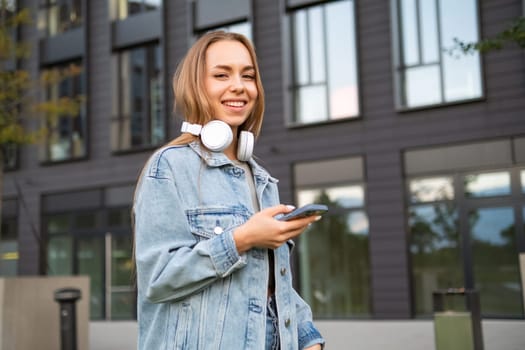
[200,120,233,152]
[237,131,254,161]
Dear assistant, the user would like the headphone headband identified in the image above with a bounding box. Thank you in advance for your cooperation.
[181,120,254,161]
[181,122,202,136]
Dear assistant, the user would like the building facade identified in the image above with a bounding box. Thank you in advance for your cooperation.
[2,0,525,345]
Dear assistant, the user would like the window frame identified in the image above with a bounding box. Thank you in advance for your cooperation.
[43,188,136,321]
[285,0,361,127]
[110,0,162,21]
[38,0,83,38]
[40,60,88,164]
[390,0,485,112]
[0,198,19,277]
[111,41,166,153]
[405,166,525,318]
[293,156,372,319]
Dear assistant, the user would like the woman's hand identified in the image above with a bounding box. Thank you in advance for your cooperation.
[233,204,321,253]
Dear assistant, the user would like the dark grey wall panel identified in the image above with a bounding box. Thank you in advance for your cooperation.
[88,0,112,160]
[112,10,162,49]
[286,0,325,9]
[194,0,250,30]
[294,156,364,186]
[43,189,102,213]
[404,140,513,175]
[105,185,135,207]
[515,137,525,164]
[2,198,17,217]
[39,28,84,65]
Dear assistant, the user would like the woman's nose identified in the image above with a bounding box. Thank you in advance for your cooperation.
[229,76,245,92]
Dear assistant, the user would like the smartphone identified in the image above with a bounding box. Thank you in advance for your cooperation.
[278,204,328,221]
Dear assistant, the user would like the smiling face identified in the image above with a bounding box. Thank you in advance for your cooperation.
[204,40,259,133]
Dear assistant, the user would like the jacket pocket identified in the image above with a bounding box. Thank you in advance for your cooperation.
[186,205,249,241]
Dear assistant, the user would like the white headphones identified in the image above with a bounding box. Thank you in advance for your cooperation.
[181,120,254,161]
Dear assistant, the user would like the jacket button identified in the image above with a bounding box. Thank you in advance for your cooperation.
[213,226,223,235]
[280,267,286,276]
[285,318,291,327]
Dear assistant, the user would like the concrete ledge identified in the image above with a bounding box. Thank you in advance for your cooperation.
[316,320,525,350]
[87,319,525,350]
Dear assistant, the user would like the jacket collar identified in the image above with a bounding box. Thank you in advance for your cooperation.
[188,141,278,183]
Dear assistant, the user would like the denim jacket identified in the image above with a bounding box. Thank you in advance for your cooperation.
[134,141,324,350]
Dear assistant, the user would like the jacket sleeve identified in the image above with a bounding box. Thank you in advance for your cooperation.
[292,288,326,349]
[134,154,247,304]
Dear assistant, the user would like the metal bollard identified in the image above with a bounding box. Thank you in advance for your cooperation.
[54,287,82,350]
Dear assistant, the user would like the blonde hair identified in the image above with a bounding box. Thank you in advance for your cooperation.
[167,31,265,146]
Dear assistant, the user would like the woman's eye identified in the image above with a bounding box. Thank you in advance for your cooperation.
[243,75,255,80]
[214,73,228,79]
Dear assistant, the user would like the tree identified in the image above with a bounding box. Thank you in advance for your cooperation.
[452,16,525,55]
[0,0,82,236]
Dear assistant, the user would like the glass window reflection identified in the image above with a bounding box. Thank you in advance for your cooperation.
[0,207,18,276]
[464,172,511,198]
[394,0,482,108]
[47,214,70,234]
[298,185,364,208]
[212,22,252,42]
[47,236,73,275]
[39,0,82,37]
[3,143,18,171]
[409,203,462,316]
[347,210,369,235]
[45,205,134,321]
[291,0,359,123]
[469,207,522,317]
[112,43,165,151]
[410,177,454,203]
[111,235,135,319]
[297,184,370,318]
[41,62,87,162]
[113,0,161,19]
[78,237,105,319]
[406,167,525,318]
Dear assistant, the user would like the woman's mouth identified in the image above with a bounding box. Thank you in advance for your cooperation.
[222,100,246,108]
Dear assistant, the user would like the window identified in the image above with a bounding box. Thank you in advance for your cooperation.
[464,171,511,198]
[469,206,521,317]
[38,0,82,37]
[408,177,463,316]
[289,0,359,124]
[392,0,482,108]
[3,144,18,171]
[44,187,136,320]
[4,0,16,10]
[40,62,87,162]
[294,157,370,318]
[111,0,161,20]
[193,0,250,39]
[0,198,18,276]
[111,43,165,151]
[202,22,252,42]
[407,170,524,318]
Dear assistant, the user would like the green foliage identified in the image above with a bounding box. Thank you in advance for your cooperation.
[452,16,525,55]
[0,3,83,154]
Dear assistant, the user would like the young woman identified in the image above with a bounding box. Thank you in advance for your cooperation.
[134,31,325,350]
